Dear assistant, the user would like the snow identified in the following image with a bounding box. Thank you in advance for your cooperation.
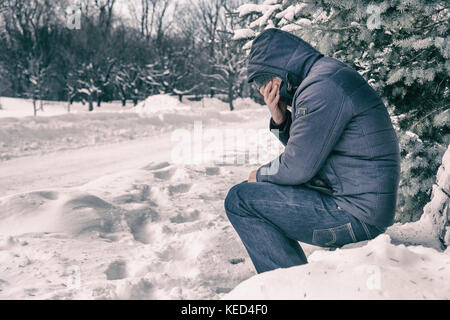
[249,5,282,29]
[0,95,272,299]
[135,94,191,114]
[237,3,281,21]
[0,94,449,300]
[237,4,265,17]
[223,234,450,300]
[0,97,132,118]
[0,96,266,162]
[281,24,302,32]
[232,29,256,41]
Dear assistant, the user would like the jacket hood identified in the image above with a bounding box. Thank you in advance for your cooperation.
[247,28,324,93]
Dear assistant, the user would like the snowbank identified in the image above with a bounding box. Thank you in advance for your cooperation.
[222,234,450,299]
[134,94,191,115]
[0,97,133,118]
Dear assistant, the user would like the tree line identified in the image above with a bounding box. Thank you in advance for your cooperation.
[0,0,257,114]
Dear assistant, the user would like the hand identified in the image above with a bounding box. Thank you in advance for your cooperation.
[260,80,287,125]
[248,170,257,183]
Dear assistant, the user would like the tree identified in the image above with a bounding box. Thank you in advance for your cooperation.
[174,0,249,104]
[76,63,101,111]
[24,56,48,116]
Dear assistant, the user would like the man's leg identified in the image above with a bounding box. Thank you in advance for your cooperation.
[225,182,308,273]
[224,180,380,274]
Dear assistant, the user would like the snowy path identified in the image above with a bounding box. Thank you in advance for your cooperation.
[0,117,267,197]
[0,134,172,197]
[0,112,276,299]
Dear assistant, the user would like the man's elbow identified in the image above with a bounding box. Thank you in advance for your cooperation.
[269,172,314,186]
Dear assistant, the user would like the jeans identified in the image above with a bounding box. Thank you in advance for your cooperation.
[224,180,385,274]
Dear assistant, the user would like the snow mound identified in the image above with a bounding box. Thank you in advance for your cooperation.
[134,94,191,115]
[223,234,450,300]
[0,190,131,239]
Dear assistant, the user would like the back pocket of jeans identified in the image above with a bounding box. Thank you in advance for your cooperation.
[312,223,357,248]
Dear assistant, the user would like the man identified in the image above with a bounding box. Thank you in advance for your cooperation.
[224,28,400,274]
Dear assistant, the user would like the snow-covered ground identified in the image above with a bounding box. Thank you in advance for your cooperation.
[223,233,450,299]
[0,95,448,300]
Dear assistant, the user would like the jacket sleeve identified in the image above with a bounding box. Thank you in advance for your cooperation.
[256,81,350,185]
[269,110,292,146]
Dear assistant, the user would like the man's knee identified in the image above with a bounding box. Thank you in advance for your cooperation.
[224,180,248,213]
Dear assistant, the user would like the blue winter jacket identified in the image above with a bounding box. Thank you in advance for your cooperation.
[248,28,400,229]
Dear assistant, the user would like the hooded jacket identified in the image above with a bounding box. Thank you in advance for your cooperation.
[248,28,401,229]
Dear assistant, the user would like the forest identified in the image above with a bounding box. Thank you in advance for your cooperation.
[0,0,254,112]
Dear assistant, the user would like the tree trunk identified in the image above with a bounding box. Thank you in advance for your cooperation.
[387,145,450,250]
[228,86,234,111]
[122,99,126,107]
[33,99,37,117]
[89,98,94,112]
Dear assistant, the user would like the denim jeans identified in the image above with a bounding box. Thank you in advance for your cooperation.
[224,180,385,274]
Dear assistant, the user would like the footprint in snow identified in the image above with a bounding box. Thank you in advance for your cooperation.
[142,161,171,171]
[153,169,175,180]
[205,167,220,176]
[169,209,200,224]
[168,184,192,195]
[229,258,245,265]
[105,260,127,280]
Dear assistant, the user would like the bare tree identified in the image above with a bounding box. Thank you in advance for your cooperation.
[24,55,48,116]
[94,0,116,32]
[132,0,174,41]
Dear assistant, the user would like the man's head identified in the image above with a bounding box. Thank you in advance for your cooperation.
[247,28,324,105]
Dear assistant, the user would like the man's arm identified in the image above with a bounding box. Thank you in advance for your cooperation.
[256,81,350,185]
[269,110,292,146]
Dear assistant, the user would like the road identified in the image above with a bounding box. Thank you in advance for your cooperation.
[0,119,268,197]
[0,134,173,197]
